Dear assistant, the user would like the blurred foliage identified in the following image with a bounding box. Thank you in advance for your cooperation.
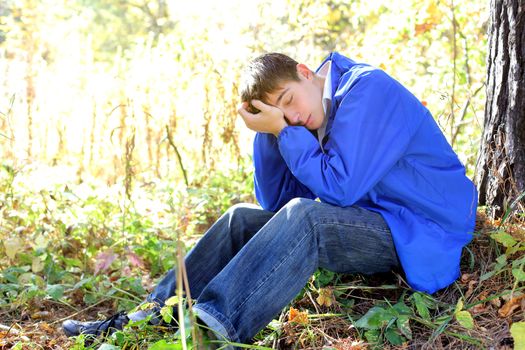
[0,0,487,182]
[0,159,255,309]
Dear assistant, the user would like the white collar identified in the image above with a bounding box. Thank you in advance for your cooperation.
[317,60,332,147]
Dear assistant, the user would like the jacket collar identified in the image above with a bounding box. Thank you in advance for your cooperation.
[315,52,355,140]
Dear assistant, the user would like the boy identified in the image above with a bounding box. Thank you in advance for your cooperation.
[63,52,477,348]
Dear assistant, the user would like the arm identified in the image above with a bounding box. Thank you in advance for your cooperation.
[277,69,424,206]
[253,132,316,212]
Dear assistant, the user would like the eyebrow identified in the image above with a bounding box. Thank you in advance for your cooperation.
[275,88,290,105]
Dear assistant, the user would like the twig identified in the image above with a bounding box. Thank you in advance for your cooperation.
[306,290,321,314]
[333,284,399,291]
[165,125,189,187]
[176,241,187,350]
[0,323,21,334]
[109,282,143,302]
[450,83,485,146]
[445,0,458,144]
[49,298,111,325]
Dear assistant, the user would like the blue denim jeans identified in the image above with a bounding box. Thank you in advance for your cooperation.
[148,198,399,348]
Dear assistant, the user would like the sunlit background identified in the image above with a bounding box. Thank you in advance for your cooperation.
[1,0,488,189]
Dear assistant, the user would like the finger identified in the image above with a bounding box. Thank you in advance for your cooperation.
[237,102,253,117]
[237,101,248,110]
[238,108,257,126]
[251,99,271,111]
[237,105,253,119]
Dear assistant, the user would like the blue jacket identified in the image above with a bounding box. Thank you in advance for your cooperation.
[253,52,478,294]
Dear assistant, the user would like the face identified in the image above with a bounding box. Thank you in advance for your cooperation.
[265,64,325,131]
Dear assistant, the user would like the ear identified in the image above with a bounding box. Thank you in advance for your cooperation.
[296,63,312,80]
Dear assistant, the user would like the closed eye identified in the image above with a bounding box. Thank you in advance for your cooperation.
[286,96,293,105]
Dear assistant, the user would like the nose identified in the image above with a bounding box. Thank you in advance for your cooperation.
[285,111,301,125]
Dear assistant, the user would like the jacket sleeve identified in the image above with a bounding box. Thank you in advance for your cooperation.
[277,69,424,206]
[253,132,316,212]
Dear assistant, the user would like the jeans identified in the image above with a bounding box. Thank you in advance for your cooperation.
[148,198,400,347]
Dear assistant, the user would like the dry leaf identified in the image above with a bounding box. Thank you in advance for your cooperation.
[471,304,488,315]
[498,295,525,317]
[333,338,367,350]
[477,290,489,300]
[39,322,54,333]
[461,273,476,284]
[94,250,117,275]
[31,311,51,320]
[317,288,335,307]
[289,307,309,325]
[127,251,145,268]
[465,280,477,299]
[490,296,502,308]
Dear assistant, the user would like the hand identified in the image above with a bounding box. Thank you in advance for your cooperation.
[238,100,288,137]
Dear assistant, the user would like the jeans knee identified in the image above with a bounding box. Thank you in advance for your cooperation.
[224,203,261,229]
[282,198,319,221]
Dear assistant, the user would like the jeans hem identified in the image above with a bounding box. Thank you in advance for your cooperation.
[193,304,239,350]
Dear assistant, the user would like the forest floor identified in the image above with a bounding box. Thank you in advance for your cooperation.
[1,166,524,350]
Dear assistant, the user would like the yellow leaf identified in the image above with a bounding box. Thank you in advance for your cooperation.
[3,237,23,260]
[316,288,334,307]
[32,256,45,273]
[289,307,309,325]
[455,298,464,314]
[511,322,525,350]
[455,310,474,329]
[426,2,439,18]
[165,296,179,306]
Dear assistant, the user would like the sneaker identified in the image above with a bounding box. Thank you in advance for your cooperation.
[62,311,130,337]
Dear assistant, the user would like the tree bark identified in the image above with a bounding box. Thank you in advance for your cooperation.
[476,0,525,219]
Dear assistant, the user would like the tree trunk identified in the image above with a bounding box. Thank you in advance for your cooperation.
[476,0,525,219]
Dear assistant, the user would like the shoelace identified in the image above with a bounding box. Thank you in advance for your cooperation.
[94,311,128,336]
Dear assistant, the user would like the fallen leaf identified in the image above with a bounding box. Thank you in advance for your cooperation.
[477,290,489,301]
[471,304,488,314]
[94,250,118,275]
[455,310,475,329]
[333,338,367,350]
[317,288,335,307]
[127,251,145,268]
[498,295,525,317]
[461,273,476,284]
[39,321,54,333]
[490,296,502,308]
[465,280,477,299]
[289,307,309,325]
[31,311,51,320]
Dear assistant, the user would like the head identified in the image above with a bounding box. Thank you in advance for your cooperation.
[240,53,325,130]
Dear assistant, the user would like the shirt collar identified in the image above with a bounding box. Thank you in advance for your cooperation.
[320,60,332,113]
[317,60,332,147]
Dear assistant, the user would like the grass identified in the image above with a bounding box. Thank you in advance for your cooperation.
[0,163,524,349]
